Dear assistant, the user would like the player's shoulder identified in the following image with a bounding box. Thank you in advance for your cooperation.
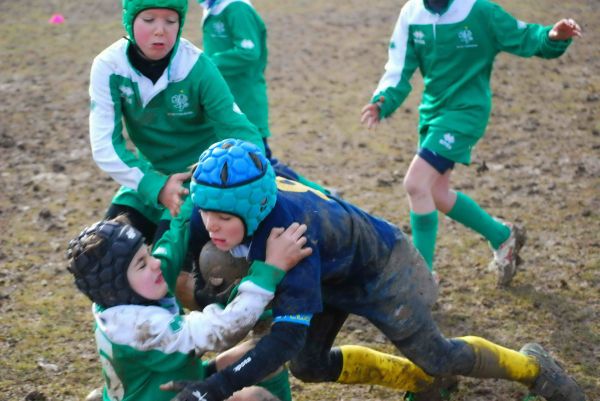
[92,38,128,69]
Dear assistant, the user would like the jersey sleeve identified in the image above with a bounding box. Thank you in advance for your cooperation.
[100,263,284,359]
[152,197,194,292]
[372,5,420,119]
[88,56,168,205]
[196,55,265,152]
[188,322,308,401]
[488,1,571,59]
[209,4,263,76]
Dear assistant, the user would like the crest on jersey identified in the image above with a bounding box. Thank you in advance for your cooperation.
[457,27,478,48]
[458,28,474,44]
[212,21,227,37]
[171,93,189,112]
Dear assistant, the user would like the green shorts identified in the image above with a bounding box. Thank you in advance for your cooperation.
[418,126,479,165]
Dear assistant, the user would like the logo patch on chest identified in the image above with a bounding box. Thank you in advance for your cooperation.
[211,21,228,38]
[168,92,193,116]
[413,30,426,45]
[457,27,478,49]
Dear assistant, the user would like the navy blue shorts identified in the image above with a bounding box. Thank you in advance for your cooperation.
[321,236,438,342]
[418,147,455,174]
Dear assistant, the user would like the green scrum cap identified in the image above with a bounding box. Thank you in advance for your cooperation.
[191,139,277,236]
[122,0,188,45]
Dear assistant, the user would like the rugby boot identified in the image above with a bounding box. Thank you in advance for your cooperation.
[520,343,586,401]
[489,222,526,287]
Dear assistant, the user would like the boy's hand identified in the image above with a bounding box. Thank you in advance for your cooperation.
[159,172,192,217]
[360,97,384,129]
[549,18,582,40]
[265,223,312,271]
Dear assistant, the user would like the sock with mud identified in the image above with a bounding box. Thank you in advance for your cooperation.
[458,336,540,385]
[336,345,435,392]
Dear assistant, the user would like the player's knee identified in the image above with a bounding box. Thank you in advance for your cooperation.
[418,359,454,377]
[290,348,343,383]
[403,174,430,200]
[289,357,324,383]
[417,340,475,377]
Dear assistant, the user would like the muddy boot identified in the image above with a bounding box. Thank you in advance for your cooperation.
[403,376,458,401]
[489,222,527,287]
[520,343,586,401]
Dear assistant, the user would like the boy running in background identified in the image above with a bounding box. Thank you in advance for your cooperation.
[360,0,581,285]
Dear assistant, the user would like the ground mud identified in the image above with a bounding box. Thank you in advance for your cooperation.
[0,0,598,400]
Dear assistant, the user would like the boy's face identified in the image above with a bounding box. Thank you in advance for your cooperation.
[127,245,168,300]
[133,8,179,61]
[200,210,245,251]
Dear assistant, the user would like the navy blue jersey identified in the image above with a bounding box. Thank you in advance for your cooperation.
[190,178,402,323]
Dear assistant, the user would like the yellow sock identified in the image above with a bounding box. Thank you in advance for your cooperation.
[458,336,540,384]
[337,345,434,392]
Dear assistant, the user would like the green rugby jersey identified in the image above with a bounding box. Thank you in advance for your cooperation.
[202,0,270,137]
[91,206,284,401]
[89,37,264,208]
[373,0,571,139]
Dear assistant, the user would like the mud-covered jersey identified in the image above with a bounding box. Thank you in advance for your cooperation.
[89,37,264,208]
[90,198,284,401]
[202,0,270,137]
[373,0,572,137]
[92,252,283,400]
[190,178,402,324]
[92,278,277,401]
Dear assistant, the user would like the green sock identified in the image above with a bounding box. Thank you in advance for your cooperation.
[258,367,292,401]
[446,192,510,249]
[410,210,438,271]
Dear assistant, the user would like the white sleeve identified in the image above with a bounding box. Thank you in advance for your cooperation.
[98,280,273,355]
[374,4,412,96]
[88,56,145,190]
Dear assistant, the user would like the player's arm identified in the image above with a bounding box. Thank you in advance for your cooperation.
[209,4,263,76]
[89,56,168,206]
[489,2,575,59]
[363,4,419,126]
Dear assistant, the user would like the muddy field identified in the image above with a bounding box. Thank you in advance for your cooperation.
[0,0,598,400]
